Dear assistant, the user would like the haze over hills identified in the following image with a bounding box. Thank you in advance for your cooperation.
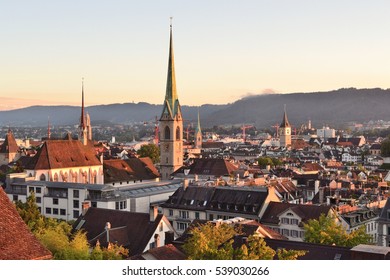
[1,88,389,129]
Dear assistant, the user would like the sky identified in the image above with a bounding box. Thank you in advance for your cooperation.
[1,0,390,110]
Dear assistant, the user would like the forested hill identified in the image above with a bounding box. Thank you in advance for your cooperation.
[0,88,389,128]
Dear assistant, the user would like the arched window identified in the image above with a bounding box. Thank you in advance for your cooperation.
[53,173,59,182]
[176,126,181,140]
[72,172,78,183]
[40,174,46,181]
[164,126,170,140]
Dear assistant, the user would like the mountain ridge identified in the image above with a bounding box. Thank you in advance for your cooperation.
[1,88,389,128]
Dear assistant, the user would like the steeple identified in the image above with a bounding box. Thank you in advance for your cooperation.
[159,19,184,180]
[195,110,201,135]
[47,117,51,140]
[161,18,181,120]
[194,110,202,149]
[280,104,290,128]
[80,78,86,130]
[79,78,88,145]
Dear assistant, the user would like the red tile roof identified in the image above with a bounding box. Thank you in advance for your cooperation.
[24,139,101,170]
[0,188,52,260]
[0,129,19,154]
[103,157,160,183]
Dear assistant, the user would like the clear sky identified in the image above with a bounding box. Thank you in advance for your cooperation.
[1,0,390,110]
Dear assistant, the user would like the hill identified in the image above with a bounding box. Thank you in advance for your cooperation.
[0,88,389,128]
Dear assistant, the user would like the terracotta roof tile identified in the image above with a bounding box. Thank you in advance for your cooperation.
[0,129,19,154]
[24,140,101,170]
[0,188,52,260]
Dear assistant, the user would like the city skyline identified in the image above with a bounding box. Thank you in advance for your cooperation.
[1,1,390,110]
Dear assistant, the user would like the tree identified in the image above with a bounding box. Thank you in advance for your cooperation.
[137,143,160,163]
[183,222,305,260]
[257,157,274,168]
[15,193,129,259]
[15,192,46,233]
[381,138,390,157]
[303,213,372,247]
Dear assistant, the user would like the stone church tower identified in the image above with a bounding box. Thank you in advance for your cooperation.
[159,22,183,180]
[279,106,291,148]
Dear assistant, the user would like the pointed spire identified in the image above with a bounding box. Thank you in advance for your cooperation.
[195,109,201,134]
[280,104,290,128]
[47,116,51,140]
[80,78,86,130]
[161,18,180,119]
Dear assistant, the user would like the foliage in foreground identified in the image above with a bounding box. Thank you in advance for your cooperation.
[15,193,129,259]
[182,222,306,260]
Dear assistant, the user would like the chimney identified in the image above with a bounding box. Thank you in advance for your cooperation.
[319,187,324,204]
[154,233,161,248]
[183,178,189,190]
[105,222,111,243]
[82,201,91,216]
[314,180,320,195]
[150,205,158,222]
[165,231,174,245]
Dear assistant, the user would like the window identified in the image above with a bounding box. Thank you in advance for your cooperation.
[29,187,34,193]
[290,218,299,225]
[60,209,66,216]
[291,230,299,238]
[169,209,173,216]
[176,126,181,140]
[209,214,214,220]
[149,242,156,249]
[53,198,59,205]
[73,190,79,198]
[299,231,305,238]
[40,174,46,181]
[177,222,188,231]
[91,202,97,208]
[164,126,170,140]
[53,208,59,215]
[282,229,289,236]
[36,187,41,194]
[36,197,41,203]
[281,218,289,224]
[54,173,59,182]
[73,200,79,208]
[179,211,189,219]
[46,208,52,214]
[195,212,200,219]
[73,210,80,219]
[115,200,127,210]
[13,195,18,201]
[159,222,164,232]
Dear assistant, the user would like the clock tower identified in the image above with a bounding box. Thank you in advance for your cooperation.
[279,105,292,148]
[159,21,183,180]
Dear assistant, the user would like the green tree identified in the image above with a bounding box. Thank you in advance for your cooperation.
[381,138,390,157]
[257,157,274,168]
[137,143,160,163]
[15,192,46,233]
[303,213,372,247]
[183,222,305,260]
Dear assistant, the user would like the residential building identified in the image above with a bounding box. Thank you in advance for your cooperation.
[377,198,390,247]
[72,206,177,257]
[260,201,334,241]
[161,184,280,235]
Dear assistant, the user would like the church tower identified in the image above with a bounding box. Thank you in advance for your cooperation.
[194,110,202,149]
[279,105,291,148]
[79,78,88,145]
[159,21,183,180]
